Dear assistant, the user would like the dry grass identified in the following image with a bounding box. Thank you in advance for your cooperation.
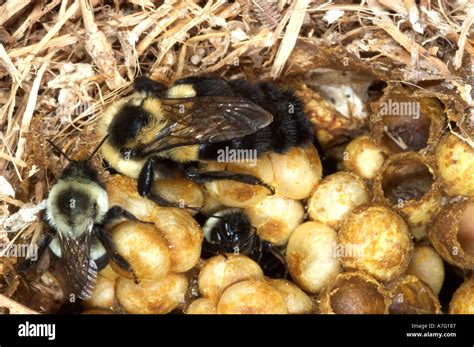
[0,0,472,312]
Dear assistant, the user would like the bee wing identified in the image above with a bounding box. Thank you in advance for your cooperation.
[137,96,273,156]
[162,96,273,142]
[58,225,97,300]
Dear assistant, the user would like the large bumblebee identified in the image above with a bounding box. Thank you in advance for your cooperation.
[98,75,314,208]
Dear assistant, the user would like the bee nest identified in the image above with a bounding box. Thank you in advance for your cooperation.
[373,152,442,240]
[406,245,445,295]
[318,271,391,314]
[198,254,264,300]
[106,175,203,273]
[266,279,315,314]
[110,221,172,281]
[202,157,274,208]
[191,254,313,314]
[343,135,385,180]
[82,175,204,313]
[216,280,288,314]
[428,197,474,270]
[83,266,119,311]
[152,176,205,215]
[245,194,305,245]
[449,276,474,314]
[387,275,441,314]
[116,274,189,314]
[307,172,370,230]
[268,145,322,200]
[435,133,474,197]
[186,298,218,314]
[286,221,341,294]
[2,0,473,319]
[370,87,445,155]
[338,204,414,282]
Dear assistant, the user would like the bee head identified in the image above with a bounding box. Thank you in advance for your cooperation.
[222,211,253,246]
[62,160,99,181]
[47,135,108,180]
[108,104,150,151]
[46,174,109,236]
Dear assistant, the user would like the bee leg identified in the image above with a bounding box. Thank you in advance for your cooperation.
[103,206,139,224]
[133,76,167,95]
[137,157,175,205]
[183,167,275,194]
[262,241,289,279]
[16,233,54,273]
[242,227,259,260]
[217,247,229,260]
[215,242,229,259]
[95,227,140,284]
[215,222,232,259]
[251,235,264,264]
[138,157,201,211]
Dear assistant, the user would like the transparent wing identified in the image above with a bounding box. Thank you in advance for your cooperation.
[58,225,97,300]
[136,96,273,156]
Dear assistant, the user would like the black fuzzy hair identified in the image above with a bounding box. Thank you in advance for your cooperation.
[108,104,150,148]
[198,78,315,159]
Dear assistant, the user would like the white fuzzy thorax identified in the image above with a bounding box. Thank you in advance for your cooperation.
[46,179,108,236]
[49,235,106,261]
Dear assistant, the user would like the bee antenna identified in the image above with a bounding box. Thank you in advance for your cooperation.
[46,139,72,161]
[86,135,109,161]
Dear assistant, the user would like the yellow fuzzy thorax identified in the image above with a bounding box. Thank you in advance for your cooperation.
[166,84,196,98]
[158,145,200,163]
[138,97,168,146]
[98,83,201,177]
[141,83,199,162]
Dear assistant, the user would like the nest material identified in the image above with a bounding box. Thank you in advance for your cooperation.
[0,0,472,313]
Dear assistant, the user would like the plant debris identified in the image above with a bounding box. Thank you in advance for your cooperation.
[0,0,471,313]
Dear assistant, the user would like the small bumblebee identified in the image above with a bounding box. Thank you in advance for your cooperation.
[201,208,288,279]
[19,139,138,300]
[97,75,314,208]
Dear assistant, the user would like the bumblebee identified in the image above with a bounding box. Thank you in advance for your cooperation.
[201,208,288,279]
[19,139,138,301]
[97,75,314,208]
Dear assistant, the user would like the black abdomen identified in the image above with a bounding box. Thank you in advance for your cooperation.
[196,79,314,160]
